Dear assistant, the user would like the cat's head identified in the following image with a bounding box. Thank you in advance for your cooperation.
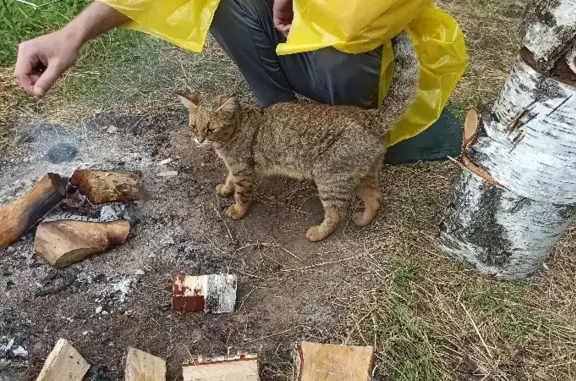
[178,93,239,145]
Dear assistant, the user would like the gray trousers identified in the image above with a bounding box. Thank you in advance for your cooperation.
[209,0,383,108]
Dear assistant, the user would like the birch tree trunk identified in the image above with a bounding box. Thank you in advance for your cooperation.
[439,0,576,280]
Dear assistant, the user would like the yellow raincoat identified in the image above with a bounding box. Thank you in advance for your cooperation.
[99,0,467,146]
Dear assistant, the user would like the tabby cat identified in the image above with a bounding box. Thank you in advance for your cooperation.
[179,31,419,242]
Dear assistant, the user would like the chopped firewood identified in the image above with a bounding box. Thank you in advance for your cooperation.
[35,338,90,381]
[295,342,374,381]
[34,220,130,268]
[0,174,67,248]
[172,274,237,313]
[125,347,166,381]
[182,354,258,381]
[70,169,147,204]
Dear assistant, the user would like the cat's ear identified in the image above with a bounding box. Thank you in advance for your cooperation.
[217,95,238,114]
[178,93,199,111]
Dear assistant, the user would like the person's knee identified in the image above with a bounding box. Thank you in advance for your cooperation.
[211,0,270,28]
[313,48,381,107]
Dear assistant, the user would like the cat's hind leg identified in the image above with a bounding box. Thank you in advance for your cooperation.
[216,173,235,197]
[226,171,256,220]
[353,158,383,226]
[307,177,355,242]
[353,172,382,227]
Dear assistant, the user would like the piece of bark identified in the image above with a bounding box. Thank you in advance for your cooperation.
[125,347,166,381]
[462,108,479,150]
[182,354,258,381]
[35,338,90,381]
[70,169,147,204]
[34,220,130,268]
[172,274,237,313]
[295,342,374,381]
[0,174,67,248]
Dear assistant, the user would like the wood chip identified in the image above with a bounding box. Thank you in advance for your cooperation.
[172,274,237,313]
[157,171,179,177]
[35,338,89,381]
[182,354,258,381]
[296,341,374,381]
[125,347,166,381]
[158,158,174,166]
[462,107,480,149]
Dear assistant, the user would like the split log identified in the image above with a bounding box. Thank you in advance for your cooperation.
[295,342,374,381]
[439,0,576,280]
[125,347,166,381]
[0,174,67,248]
[172,274,237,313]
[34,220,130,268]
[35,338,90,381]
[70,169,147,204]
[182,354,258,381]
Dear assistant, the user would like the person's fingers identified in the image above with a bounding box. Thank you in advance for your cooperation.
[273,18,290,34]
[275,22,291,36]
[33,61,65,98]
[14,49,37,95]
[29,73,41,84]
[280,24,291,36]
[15,72,35,95]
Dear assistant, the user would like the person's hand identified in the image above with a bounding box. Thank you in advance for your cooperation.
[14,30,81,98]
[273,0,294,36]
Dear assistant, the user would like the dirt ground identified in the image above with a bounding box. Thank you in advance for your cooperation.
[0,106,416,380]
[3,1,576,379]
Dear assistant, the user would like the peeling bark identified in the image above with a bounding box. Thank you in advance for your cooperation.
[441,171,576,280]
[440,0,576,280]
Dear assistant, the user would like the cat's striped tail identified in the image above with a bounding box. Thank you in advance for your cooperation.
[369,30,420,137]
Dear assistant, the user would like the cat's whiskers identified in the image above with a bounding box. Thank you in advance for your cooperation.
[193,138,211,148]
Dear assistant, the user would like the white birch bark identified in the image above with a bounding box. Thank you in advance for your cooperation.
[439,0,576,280]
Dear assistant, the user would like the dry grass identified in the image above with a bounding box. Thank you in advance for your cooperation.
[0,66,31,154]
[438,0,528,117]
[340,163,576,380]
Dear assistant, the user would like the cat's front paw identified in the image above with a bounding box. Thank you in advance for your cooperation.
[216,183,234,197]
[226,204,247,220]
[306,226,329,242]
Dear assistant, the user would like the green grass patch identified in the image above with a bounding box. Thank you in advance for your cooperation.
[0,0,90,64]
[0,0,160,104]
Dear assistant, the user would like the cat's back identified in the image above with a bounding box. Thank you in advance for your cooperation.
[264,102,365,131]
[249,101,383,178]
[255,102,371,152]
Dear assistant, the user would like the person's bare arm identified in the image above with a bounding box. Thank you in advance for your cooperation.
[15,1,130,97]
